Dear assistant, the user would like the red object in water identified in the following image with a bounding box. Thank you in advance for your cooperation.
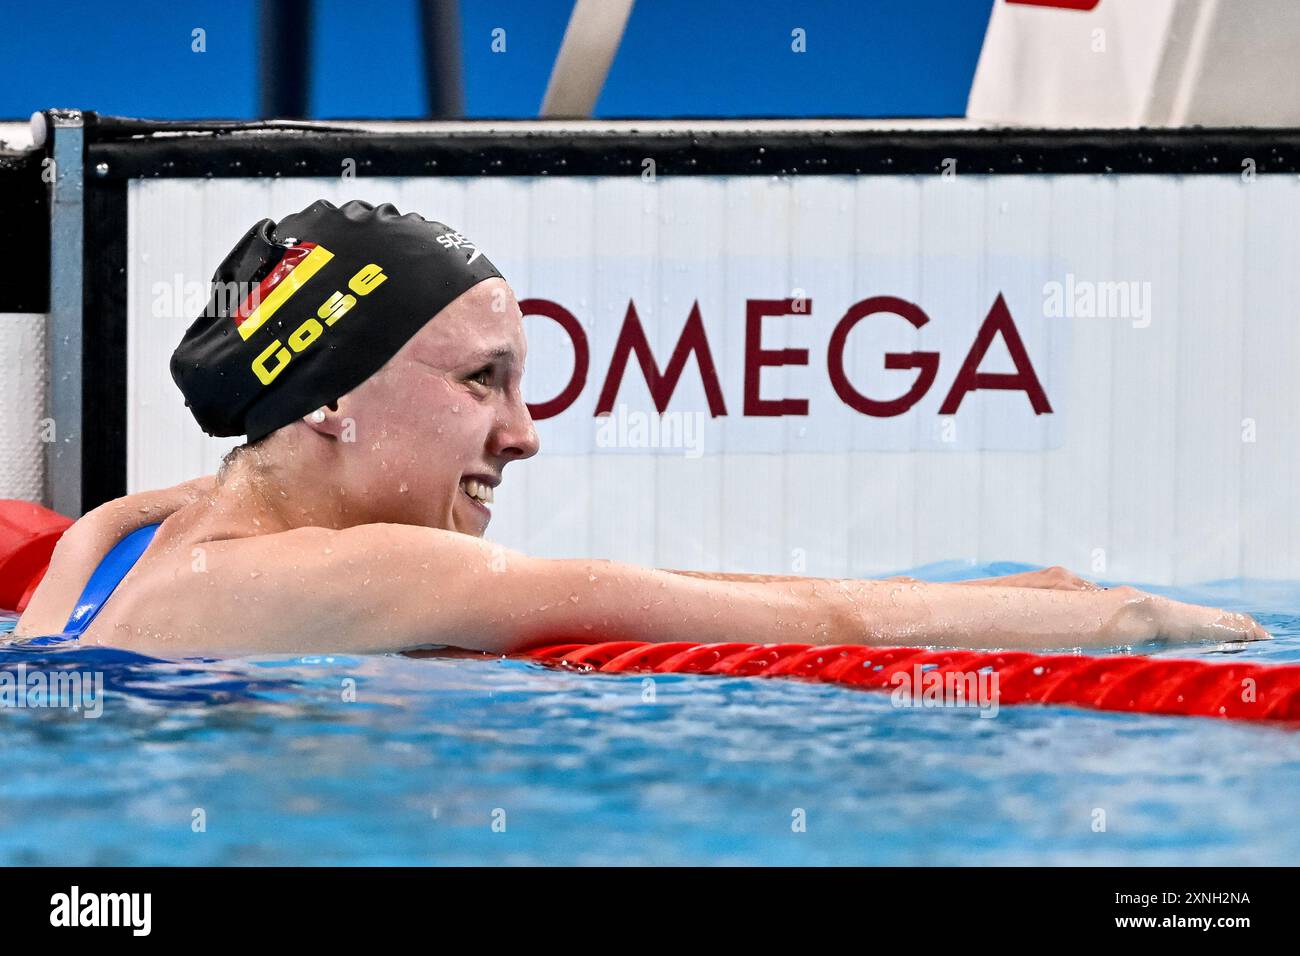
[522,641,1300,724]
[0,500,73,612]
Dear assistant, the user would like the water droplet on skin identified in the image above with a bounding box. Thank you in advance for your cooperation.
[399,482,409,493]
[569,593,579,603]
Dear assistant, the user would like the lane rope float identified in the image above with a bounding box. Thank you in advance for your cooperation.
[522,641,1300,723]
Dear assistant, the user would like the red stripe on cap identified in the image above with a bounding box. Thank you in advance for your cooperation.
[233,242,319,328]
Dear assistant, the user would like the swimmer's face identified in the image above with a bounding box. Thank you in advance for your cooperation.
[333,278,540,535]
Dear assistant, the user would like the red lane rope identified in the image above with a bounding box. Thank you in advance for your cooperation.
[521,642,1300,724]
[6,501,1299,723]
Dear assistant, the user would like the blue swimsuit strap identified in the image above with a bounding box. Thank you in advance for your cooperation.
[57,521,163,639]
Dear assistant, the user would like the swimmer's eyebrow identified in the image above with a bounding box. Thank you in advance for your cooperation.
[411,344,520,372]
[463,346,517,366]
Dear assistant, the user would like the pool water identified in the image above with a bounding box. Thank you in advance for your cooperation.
[2,562,1299,866]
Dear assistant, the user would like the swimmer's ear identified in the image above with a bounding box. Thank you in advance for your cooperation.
[301,403,343,439]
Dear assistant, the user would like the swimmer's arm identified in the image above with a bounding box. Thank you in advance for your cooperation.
[307,527,1267,655]
[661,569,820,584]
[662,566,1099,590]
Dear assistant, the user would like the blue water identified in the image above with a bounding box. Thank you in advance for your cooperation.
[3,563,1299,866]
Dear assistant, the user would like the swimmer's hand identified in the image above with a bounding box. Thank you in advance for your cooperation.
[880,570,1270,643]
[1104,587,1270,646]
[886,566,1101,591]
[837,580,1269,650]
[963,566,1102,591]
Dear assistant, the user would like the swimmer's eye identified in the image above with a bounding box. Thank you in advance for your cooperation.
[468,367,493,387]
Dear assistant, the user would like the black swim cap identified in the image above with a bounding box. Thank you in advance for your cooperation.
[170,199,502,442]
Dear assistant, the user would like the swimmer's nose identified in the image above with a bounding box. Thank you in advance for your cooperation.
[493,401,540,461]
[505,422,540,460]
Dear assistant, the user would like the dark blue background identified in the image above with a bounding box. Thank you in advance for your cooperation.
[0,0,993,120]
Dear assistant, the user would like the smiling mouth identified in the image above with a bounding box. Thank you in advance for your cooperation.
[459,477,495,506]
[460,476,493,520]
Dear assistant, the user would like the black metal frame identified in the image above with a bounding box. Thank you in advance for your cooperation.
[86,122,1300,179]
[82,177,128,510]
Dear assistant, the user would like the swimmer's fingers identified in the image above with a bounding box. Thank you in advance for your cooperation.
[959,566,1101,591]
[1140,593,1272,644]
[1205,611,1270,643]
[1239,614,1272,642]
[1031,566,1102,591]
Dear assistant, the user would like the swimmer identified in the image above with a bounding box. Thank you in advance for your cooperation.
[14,200,1270,655]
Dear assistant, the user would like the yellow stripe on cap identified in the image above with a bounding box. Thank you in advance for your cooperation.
[237,244,335,341]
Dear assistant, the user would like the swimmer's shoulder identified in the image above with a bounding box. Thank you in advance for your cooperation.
[13,477,216,637]
[83,520,512,654]
[168,520,484,575]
